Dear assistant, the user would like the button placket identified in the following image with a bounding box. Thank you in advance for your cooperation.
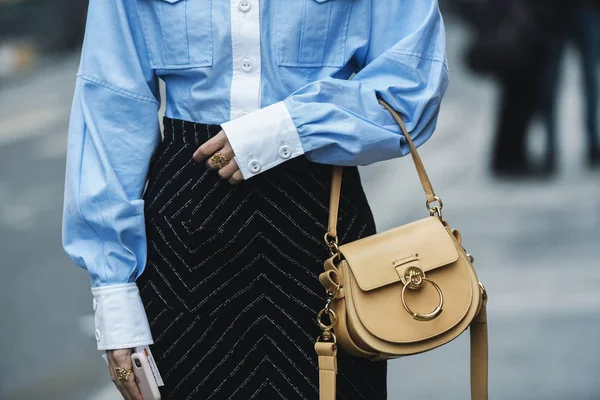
[229,0,260,118]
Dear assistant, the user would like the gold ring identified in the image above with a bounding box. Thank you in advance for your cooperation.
[115,366,133,382]
[317,308,337,330]
[401,277,444,321]
[210,152,230,169]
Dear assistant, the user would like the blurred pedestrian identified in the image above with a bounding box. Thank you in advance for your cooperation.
[464,0,567,177]
[61,1,449,399]
[541,0,600,169]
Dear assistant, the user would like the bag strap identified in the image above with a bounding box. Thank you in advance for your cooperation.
[471,299,489,399]
[327,97,438,238]
[316,303,489,400]
[315,342,338,400]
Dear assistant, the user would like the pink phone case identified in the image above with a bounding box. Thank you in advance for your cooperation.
[131,353,162,400]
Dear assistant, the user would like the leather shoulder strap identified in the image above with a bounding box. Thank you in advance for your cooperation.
[471,303,489,399]
[377,98,437,203]
[327,97,438,237]
[315,342,337,400]
[327,166,344,238]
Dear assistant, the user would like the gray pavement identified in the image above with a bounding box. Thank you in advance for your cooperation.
[0,55,109,400]
[1,19,599,400]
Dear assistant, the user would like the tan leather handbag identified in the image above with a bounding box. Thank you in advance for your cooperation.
[315,98,488,399]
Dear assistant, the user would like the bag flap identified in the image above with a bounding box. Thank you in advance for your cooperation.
[339,216,459,291]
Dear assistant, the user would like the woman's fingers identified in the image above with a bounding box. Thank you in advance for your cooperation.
[192,130,227,162]
[191,131,242,185]
[217,158,240,180]
[206,141,235,170]
[121,371,143,400]
[228,170,243,185]
[107,349,143,400]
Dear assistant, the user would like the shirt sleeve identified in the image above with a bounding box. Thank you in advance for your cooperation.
[61,0,160,351]
[223,0,449,179]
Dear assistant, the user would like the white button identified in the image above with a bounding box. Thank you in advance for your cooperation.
[95,329,101,342]
[238,0,251,12]
[92,298,97,311]
[248,160,262,173]
[241,58,254,73]
[278,146,292,159]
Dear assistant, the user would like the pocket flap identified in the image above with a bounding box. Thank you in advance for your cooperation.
[339,217,459,291]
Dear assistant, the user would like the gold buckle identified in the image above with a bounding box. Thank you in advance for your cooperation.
[401,267,444,321]
[317,308,337,331]
[479,282,488,307]
[324,232,340,262]
[426,196,444,220]
[316,308,338,343]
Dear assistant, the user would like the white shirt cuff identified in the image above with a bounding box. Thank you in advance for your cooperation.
[91,283,154,351]
[221,101,305,179]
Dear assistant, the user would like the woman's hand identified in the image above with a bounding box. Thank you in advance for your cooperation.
[107,349,143,400]
[192,130,243,184]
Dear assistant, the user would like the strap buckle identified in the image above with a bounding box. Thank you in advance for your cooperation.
[324,232,340,262]
[317,308,338,343]
[426,196,444,220]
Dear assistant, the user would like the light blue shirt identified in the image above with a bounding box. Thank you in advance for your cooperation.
[62,0,449,350]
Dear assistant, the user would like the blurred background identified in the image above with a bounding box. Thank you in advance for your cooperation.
[0,0,599,399]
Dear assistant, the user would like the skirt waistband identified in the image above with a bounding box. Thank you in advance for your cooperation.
[162,116,222,145]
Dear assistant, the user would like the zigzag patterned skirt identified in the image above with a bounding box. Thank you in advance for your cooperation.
[137,118,387,400]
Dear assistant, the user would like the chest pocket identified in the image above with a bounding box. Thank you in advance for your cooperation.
[275,0,353,68]
[136,0,213,69]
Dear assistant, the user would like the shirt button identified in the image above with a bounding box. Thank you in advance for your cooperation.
[278,145,292,159]
[248,160,262,173]
[238,0,252,12]
[241,58,254,73]
[95,329,102,342]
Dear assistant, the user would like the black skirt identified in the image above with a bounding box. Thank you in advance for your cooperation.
[137,118,387,399]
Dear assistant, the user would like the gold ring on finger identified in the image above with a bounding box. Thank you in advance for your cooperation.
[210,152,230,169]
[115,366,133,382]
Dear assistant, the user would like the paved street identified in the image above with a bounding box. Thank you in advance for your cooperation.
[0,55,109,400]
[1,19,599,400]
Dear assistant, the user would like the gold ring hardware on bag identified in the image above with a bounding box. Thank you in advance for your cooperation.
[324,232,340,260]
[317,308,337,330]
[323,282,341,315]
[478,282,488,307]
[426,196,444,220]
[317,308,338,344]
[401,267,444,321]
